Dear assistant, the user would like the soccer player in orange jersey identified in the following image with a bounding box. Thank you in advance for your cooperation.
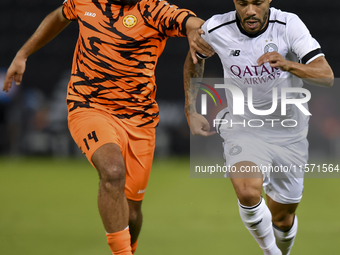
[2,0,212,254]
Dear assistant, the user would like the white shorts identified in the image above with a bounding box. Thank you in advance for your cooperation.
[222,131,309,204]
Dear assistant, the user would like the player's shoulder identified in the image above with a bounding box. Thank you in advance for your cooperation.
[140,0,161,5]
[140,0,177,8]
[269,7,301,25]
[65,0,97,7]
[69,0,92,5]
[204,11,236,33]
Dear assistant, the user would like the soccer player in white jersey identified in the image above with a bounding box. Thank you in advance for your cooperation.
[184,0,334,254]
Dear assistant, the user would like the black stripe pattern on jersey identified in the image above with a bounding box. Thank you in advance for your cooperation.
[208,20,236,34]
[301,48,323,64]
[269,20,286,26]
[217,111,229,134]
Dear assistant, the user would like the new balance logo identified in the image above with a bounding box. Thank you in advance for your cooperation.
[229,50,241,57]
[85,12,96,17]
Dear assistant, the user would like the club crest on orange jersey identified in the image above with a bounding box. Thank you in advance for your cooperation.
[123,15,137,28]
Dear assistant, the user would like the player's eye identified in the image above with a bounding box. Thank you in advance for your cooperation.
[253,1,264,6]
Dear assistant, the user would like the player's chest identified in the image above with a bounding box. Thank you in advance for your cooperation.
[76,4,158,40]
[214,26,289,68]
[220,39,288,66]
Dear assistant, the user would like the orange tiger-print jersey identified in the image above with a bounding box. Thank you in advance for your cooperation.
[62,0,195,127]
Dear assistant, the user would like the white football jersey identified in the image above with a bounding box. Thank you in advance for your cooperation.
[201,8,324,145]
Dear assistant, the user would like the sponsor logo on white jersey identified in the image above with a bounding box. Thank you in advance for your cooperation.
[229,50,241,57]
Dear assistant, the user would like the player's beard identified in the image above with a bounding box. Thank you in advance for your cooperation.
[239,10,270,34]
[120,0,140,5]
[258,10,270,31]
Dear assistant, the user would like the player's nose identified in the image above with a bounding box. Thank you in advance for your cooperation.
[245,4,257,16]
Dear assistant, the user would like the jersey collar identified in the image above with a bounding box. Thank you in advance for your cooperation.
[236,9,271,38]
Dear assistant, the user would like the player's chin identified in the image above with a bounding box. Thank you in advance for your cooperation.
[245,27,261,34]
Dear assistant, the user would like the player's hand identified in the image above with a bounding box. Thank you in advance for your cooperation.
[257,52,291,71]
[187,112,216,136]
[3,54,27,92]
[187,28,214,64]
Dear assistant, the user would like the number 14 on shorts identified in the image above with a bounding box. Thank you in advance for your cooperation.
[83,131,98,150]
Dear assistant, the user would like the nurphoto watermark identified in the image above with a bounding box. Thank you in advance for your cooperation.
[189,78,340,179]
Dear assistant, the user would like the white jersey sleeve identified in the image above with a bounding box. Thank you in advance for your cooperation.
[201,20,212,47]
[286,14,324,64]
[196,20,213,59]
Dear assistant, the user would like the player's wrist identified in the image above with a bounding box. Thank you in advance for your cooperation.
[284,60,297,73]
[15,50,29,62]
[185,17,204,35]
[184,106,198,117]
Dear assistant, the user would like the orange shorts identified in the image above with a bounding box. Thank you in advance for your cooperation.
[68,108,155,201]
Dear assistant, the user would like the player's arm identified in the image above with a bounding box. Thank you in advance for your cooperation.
[257,53,334,87]
[185,17,215,65]
[3,6,71,92]
[184,51,215,136]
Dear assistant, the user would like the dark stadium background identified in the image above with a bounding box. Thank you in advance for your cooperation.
[0,0,339,158]
[1,2,340,255]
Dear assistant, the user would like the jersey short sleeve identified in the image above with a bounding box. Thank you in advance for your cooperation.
[195,18,213,59]
[201,19,213,48]
[286,14,324,64]
[62,0,77,20]
[148,0,196,37]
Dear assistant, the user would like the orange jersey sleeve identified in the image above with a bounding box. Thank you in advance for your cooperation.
[62,0,196,128]
[62,0,77,20]
[139,0,195,37]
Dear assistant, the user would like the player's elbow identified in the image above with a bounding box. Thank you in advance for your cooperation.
[323,69,334,87]
[325,77,334,87]
[322,62,334,87]
[312,77,334,88]
[312,68,334,88]
[328,69,334,87]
